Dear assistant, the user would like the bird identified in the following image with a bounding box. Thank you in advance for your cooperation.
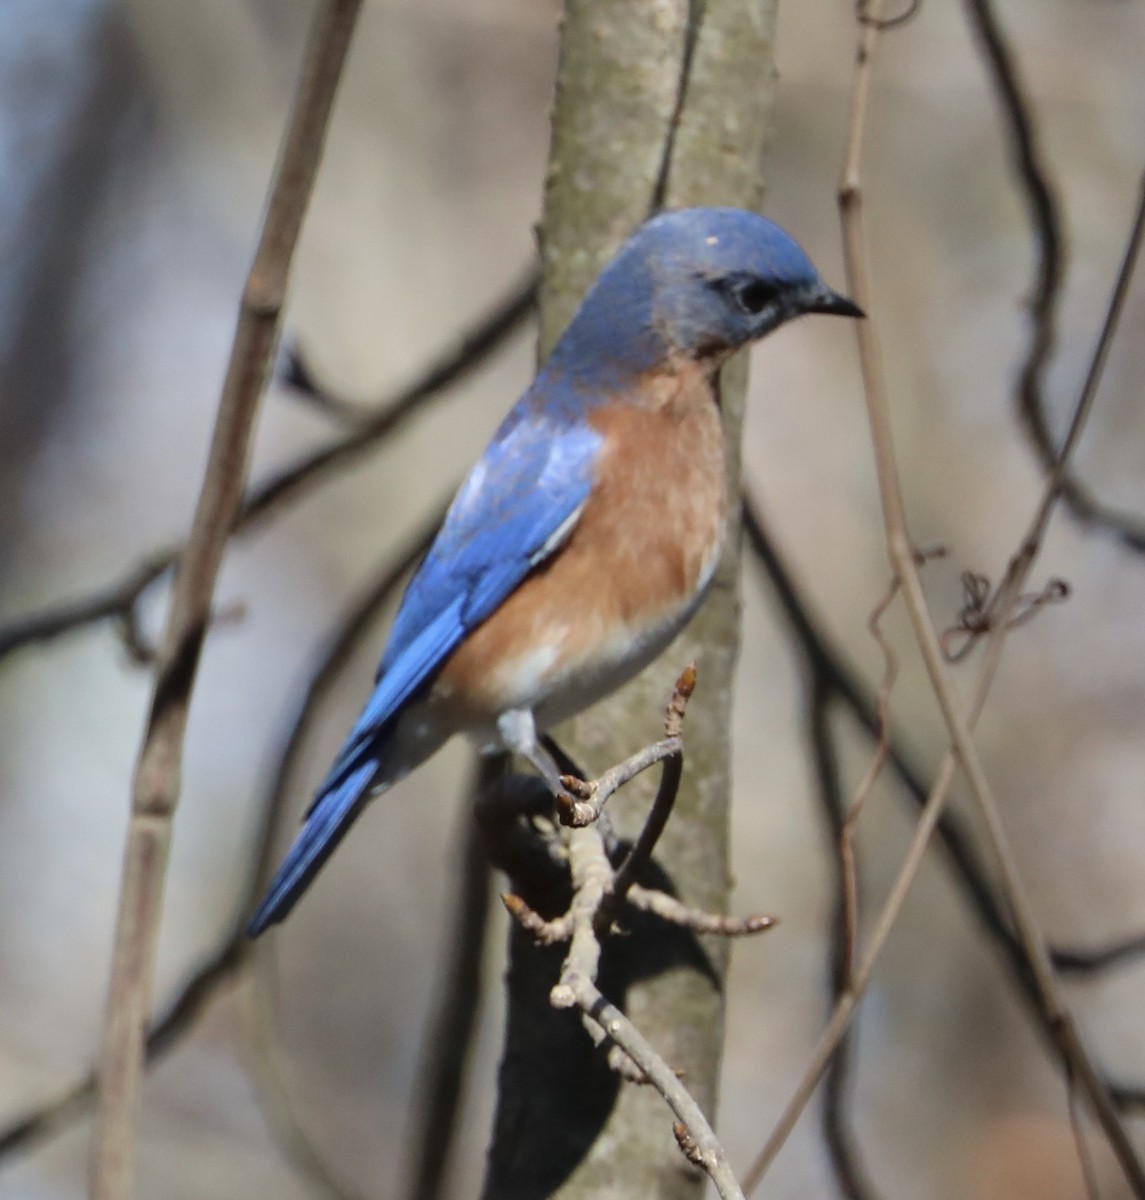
[248,206,861,936]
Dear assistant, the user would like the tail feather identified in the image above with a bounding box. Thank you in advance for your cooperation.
[247,761,378,937]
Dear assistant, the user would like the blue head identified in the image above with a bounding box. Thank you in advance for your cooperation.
[548,207,862,381]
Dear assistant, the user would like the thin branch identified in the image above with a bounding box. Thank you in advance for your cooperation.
[245,266,538,521]
[556,667,694,828]
[1054,930,1145,976]
[605,664,694,902]
[401,783,494,1200]
[745,495,1145,989]
[89,6,365,1196]
[744,4,1145,1192]
[278,267,536,430]
[1109,1083,1145,1112]
[624,885,775,936]
[240,966,368,1200]
[839,573,903,986]
[808,678,880,1200]
[963,0,1145,553]
[0,506,440,1178]
[237,509,444,1193]
[0,270,535,670]
[840,5,1144,1191]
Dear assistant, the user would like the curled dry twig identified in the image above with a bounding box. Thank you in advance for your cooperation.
[941,569,1069,663]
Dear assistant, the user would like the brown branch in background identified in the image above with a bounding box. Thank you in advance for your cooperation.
[0,554,170,662]
[837,1,1145,1191]
[0,504,439,1177]
[400,780,495,1200]
[89,5,365,1197]
[963,0,1145,553]
[1067,1073,1103,1200]
[744,3,1145,1192]
[1055,930,1145,975]
[806,678,880,1200]
[278,267,536,430]
[234,508,444,1197]
[838,572,904,985]
[0,268,535,670]
[1110,1083,1145,1112]
[743,493,1145,984]
[248,266,538,517]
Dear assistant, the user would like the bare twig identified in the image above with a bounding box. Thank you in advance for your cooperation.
[0,514,440,1168]
[963,0,1145,553]
[941,568,1069,663]
[744,6,1145,1193]
[278,268,537,429]
[1110,1084,1145,1112]
[624,885,775,936]
[744,495,1145,993]
[838,3,1145,1191]
[1066,1070,1104,1200]
[240,964,368,1200]
[607,664,695,900]
[89,6,364,1197]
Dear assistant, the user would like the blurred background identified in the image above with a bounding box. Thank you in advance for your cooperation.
[1,0,1144,1196]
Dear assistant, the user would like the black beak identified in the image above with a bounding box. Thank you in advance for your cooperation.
[807,286,865,319]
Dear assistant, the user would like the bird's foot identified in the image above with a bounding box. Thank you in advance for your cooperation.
[556,775,600,827]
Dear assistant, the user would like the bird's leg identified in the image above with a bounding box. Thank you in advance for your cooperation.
[497,708,569,798]
[539,733,586,782]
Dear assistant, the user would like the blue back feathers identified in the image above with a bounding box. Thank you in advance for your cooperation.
[249,206,851,935]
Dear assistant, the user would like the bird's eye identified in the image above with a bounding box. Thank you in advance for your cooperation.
[732,279,777,315]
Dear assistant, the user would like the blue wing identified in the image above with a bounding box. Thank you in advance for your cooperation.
[248,378,603,935]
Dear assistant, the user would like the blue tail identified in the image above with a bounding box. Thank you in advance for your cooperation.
[247,761,378,936]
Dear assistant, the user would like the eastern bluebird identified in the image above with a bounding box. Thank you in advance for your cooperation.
[248,207,860,935]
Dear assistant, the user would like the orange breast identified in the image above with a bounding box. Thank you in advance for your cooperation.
[433,362,726,719]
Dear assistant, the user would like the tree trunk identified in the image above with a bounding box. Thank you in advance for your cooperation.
[481,3,779,1197]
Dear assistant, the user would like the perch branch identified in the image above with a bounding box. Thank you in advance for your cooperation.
[500,667,769,1200]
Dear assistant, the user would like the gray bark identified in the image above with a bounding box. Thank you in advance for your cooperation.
[481,3,779,1197]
